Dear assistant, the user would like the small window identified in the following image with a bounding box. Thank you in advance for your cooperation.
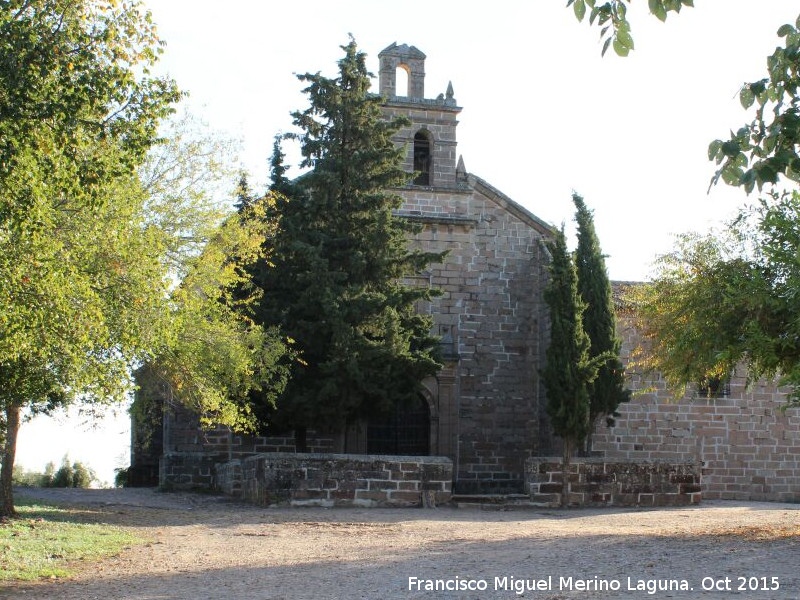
[413,131,431,186]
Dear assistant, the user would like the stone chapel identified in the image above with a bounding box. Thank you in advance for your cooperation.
[131,43,557,495]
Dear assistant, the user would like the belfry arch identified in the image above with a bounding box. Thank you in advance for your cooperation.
[413,130,432,186]
[378,42,426,99]
[395,63,410,97]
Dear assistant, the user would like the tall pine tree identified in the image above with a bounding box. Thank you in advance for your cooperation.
[268,133,291,196]
[254,38,444,450]
[573,193,629,446]
[543,227,599,506]
[234,171,254,213]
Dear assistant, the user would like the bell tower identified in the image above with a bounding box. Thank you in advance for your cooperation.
[379,42,426,99]
[378,43,464,189]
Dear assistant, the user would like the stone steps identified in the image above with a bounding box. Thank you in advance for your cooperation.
[450,493,553,510]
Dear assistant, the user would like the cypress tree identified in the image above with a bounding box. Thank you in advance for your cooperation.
[573,193,629,447]
[255,38,443,450]
[543,227,598,506]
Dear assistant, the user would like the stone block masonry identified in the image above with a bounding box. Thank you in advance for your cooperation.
[157,401,337,490]
[214,453,453,508]
[525,458,701,508]
[396,176,553,494]
[214,459,242,497]
[594,312,800,502]
[160,452,219,490]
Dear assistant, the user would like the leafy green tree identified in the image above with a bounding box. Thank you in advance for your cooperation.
[0,0,179,234]
[566,2,800,406]
[567,0,694,56]
[71,460,96,488]
[630,16,800,403]
[253,39,443,450]
[573,194,629,445]
[51,456,75,488]
[0,0,177,517]
[632,192,800,403]
[543,227,600,506]
[42,462,55,487]
[48,455,94,488]
[2,159,280,514]
[11,465,49,487]
[709,16,800,193]
[0,3,285,517]
[133,116,290,433]
[114,467,129,488]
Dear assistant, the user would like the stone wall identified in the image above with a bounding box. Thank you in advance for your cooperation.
[160,452,219,490]
[593,313,800,502]
[526,457,701,508]
[158,402,336,490]
[214,459,242,497]
[215,453,453,508]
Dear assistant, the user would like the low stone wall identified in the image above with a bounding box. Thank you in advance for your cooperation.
[214,459,242,497]
[215,453,453,508]
[159,452,219,490]
[525,457,701,508]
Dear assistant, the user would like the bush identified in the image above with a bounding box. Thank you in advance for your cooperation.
[51,459,74,488]
[113,467,129,488]
[11,467,48,487]
[46,456,96,488]
[71,461,94,488]
[12,456,97,488]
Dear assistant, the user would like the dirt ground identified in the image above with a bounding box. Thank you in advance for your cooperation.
[3,488,799,600]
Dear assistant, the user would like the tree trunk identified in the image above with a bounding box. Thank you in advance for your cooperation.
[584,420,594,457]
[561,437,572,508]
[294,426,308,453]
[1,403,20,518]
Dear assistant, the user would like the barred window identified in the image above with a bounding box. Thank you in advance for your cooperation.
[698,375,731,398]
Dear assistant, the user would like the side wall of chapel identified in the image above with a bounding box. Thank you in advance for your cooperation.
[593,311,800,502]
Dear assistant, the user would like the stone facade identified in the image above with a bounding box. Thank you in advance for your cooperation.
[592,308,800,502]
[132,42,556,496]
[377,43,554,493]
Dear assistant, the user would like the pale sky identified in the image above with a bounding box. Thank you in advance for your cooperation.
[16,1,800,485]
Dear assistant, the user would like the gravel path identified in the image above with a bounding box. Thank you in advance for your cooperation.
[3,488,799,599]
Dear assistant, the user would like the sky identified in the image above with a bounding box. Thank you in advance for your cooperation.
[15,0,800,485]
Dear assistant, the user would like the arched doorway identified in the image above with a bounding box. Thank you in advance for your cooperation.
[367,395,431,456]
